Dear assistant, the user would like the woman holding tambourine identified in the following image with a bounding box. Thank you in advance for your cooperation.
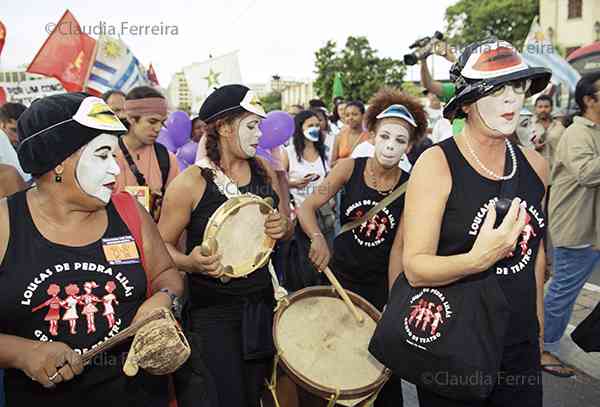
[399,39,551,406]
[297,88,427,407]
[158,85,293,407]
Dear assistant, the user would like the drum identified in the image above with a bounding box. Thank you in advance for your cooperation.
[272,286,390,405]
[202,194,275,282]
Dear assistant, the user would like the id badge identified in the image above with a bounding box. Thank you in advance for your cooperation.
[102,235,140,265]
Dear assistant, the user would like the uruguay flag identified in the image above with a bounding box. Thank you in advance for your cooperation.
[87,35,148,95]
[522,17,581,93]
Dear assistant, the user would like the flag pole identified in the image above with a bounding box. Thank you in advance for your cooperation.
[82,38,98,91]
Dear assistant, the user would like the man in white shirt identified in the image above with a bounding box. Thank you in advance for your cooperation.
[0,129,29,182]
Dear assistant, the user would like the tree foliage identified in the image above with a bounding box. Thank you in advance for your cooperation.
[445,0,538,50]
[260,91,282,112]
[314,36,405,107]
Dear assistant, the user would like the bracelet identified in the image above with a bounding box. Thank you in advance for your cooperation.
[310,232,324,241]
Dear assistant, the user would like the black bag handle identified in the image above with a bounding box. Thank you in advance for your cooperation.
[118,137,148,187]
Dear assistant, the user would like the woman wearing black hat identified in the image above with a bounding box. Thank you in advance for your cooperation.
[0,93,184,406]
[158,84,293,407]
[402,39,551,406]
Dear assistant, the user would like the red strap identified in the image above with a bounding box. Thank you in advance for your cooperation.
[112,192,178,407]
[111,192,152,298]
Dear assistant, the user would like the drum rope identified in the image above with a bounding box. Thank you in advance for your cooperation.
[265,353,282,407]
[326,389,340,407]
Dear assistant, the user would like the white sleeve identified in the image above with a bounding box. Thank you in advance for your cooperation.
[0,131,29,181]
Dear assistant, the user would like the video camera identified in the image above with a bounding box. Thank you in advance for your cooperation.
[404,31,445,66]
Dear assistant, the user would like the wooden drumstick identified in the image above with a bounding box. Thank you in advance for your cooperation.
[323,267,364,324]
[81,309,166,366]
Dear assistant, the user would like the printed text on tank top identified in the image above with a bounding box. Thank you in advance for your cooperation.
[0,192,147,355]
[454,141,545,277]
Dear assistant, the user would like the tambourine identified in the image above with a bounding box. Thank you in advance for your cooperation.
[201,194,276,283]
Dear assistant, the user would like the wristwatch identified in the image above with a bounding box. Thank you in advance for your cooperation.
[158,288,182,320]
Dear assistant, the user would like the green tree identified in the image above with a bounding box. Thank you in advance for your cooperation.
[314,36,405,107]
[260,91,282,112]
[445,0,538,50]
[401,81,424,98]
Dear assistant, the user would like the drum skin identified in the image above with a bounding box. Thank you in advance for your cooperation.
[203,194,275,279]
[273,287,390,401]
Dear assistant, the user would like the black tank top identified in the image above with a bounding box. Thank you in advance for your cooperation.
[0,191,167,406]
[186,165,279,304]
[437,138,545,345]
[332,158,409,283]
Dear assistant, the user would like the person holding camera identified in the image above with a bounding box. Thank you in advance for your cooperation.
[403,39,551,406]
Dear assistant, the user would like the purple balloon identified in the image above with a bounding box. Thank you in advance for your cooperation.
[176,141,198,171]
[258,111,294,149]
[256,146,276,167]
[166,111,191,149]
[156,127,176,152]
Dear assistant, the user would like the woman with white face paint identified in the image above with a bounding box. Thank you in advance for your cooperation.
[0,93,184,406]
[402,39,551,406]
[297,88,427,406]
[157,85,293,407]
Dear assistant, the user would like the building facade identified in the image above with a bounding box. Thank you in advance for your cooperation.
[166,71,192,114]
[280,80,316,110]
[540,0,600,56]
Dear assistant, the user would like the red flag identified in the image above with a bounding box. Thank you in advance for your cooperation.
[27,10,96,92]
[0,21,6,57]
[0,87,6,106]
[147,63,160,86]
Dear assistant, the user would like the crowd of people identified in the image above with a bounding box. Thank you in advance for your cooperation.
[0,36,599,407]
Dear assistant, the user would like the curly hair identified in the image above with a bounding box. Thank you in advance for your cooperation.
[364,88,428,145]
[202,111,270,184]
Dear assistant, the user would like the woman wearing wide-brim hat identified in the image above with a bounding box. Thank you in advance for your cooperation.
[402,39,551,406]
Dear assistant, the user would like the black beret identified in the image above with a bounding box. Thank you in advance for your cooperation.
[198,84,266,124]
[17,92,126,176]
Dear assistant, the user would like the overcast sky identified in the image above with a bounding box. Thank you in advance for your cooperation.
[1,0,457,86]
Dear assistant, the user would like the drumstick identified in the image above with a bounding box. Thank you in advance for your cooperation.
[323,267,364,324]
[81,309,166,365]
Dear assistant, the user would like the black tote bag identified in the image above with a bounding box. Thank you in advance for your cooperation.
[368,272,510,400]
[571,300,600,352]
[369,143,518,401]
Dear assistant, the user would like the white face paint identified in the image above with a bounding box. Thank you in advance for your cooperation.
[76,133,120,204]
[475,85,525,135]
[374,120,411,168]
[237,114,262,158]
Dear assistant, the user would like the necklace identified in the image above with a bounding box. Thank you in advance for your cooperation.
[464,130,517,181]
[367,159,400,195]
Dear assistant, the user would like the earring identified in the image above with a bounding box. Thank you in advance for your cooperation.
[54,165,64,183]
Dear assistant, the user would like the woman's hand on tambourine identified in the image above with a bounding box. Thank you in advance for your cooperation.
[188,247,224,278]
[468,198,527,273]
[309,234,331,272]
[264,211,287,240]
[17,341,83,389]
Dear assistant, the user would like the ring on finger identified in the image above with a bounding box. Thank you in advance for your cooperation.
[48,372,60,382]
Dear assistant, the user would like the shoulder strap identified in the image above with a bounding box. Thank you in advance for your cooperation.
[111,192,152,298]
[154,142,171,195]
[339,181,408,235]
[118,137,148,187]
